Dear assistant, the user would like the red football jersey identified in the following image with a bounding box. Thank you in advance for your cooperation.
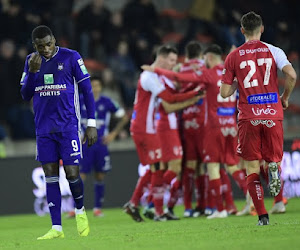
[155,65,237,128]
[156,75,178,132]
[130,71,165,134]
[222,40,291,121]
[179,59,206,123]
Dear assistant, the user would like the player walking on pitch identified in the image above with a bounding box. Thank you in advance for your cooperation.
[21,25,97,239]
[220,12,296,225]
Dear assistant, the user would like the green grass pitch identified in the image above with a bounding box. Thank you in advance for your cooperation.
[0,198,299,250]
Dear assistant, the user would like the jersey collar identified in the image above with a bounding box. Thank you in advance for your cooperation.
[44,46,59,62]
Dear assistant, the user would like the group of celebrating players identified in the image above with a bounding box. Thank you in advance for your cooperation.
[124,11,297,226]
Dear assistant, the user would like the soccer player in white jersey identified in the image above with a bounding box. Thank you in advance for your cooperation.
[221,11,297,225]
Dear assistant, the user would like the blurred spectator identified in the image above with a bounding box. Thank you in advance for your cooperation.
[178,0,219,52]
[123,0,161,54]
[0,39,35,139]
[101,68,124,107]
[49,0,74,47]
[106,11,127,54]
[76,0,111,60]
[0,0,27,43]
[108,40,138,107]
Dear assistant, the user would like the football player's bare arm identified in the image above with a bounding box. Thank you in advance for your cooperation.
[220,81,238,98]
[281,64,297,110]
[161,95,203,114]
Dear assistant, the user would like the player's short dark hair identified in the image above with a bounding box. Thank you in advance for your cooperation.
[90,76,103,86]
[185,41,202,59]
[204,44,223,56]
[241,11,263,34]
[156,44,178,57]
[32,25,53,41]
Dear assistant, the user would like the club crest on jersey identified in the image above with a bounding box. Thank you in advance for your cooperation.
[57,63,64,71]
[239,50,245,56]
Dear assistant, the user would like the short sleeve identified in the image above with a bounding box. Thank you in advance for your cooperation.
[140,72,165,96]
[72,51,90,83]
[108,98,119,113]
[222,52,236,85]
[263,42,291,71]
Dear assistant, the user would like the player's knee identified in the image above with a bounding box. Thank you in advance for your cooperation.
[186,160,197,170]
[168,160,182,175]
[94,172,105,181]
[207,163,220,180]
[64,165,80,180]
[225,164,239,175]
[42,162,59,176]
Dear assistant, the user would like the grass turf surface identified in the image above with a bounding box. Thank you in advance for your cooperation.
[0,198,299,250]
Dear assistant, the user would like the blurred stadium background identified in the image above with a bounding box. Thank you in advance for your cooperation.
[0,0,299,215]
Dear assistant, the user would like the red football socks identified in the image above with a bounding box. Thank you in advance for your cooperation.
[232,169,247,195]
[195,175,206,210]
[246,173,267,216]
[183,168,195,210]
[209,178,224,212]
[151,170,165,216]
[130,169,151,207]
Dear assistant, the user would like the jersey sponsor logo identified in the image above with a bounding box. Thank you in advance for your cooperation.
[35,84,67,97]
[183,105,201,115]
[184,118,199,129]
[80,65,88,75]
[252,105,277,116]
[44,74,54,84]
[219,117,235,125]
[247,93,278,104]
[221,127,237,137]
[239,48,269,56]
[217,107,236,116]
[250,120,276,128]
[57,63,64,70]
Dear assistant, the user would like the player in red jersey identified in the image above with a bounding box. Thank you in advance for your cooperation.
[156,73,201,220]
[178,41,207,217]
[124,45,202,222]
[220,11,297,225]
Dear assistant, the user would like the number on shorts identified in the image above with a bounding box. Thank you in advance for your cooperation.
[71,140,78,152]
[239,58,272,88]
